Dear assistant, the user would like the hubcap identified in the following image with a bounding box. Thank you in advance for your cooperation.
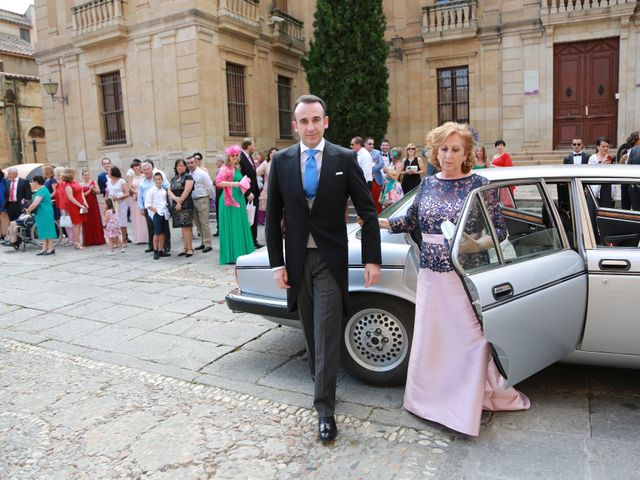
[344,308,408,372]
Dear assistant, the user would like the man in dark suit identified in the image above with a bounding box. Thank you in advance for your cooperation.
[4,167,32,221]
[97,157,112,196]
[266,94,381,442]
[239,137,262,248]
[563,138,590,164]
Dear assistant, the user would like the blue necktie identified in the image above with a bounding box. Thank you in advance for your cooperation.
[304,149,319,199]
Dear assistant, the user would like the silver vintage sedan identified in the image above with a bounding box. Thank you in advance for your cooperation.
[226,165,640,386]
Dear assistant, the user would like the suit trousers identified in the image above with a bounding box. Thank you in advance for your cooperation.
[296,248,344,417]
[192,196,212,248]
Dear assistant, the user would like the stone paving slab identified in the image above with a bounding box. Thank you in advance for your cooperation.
[0,340,444,479]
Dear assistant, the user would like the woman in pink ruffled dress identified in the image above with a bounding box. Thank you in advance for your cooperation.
[380,123,529,436]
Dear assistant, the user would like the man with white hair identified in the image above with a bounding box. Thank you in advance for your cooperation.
[4,167,32,221]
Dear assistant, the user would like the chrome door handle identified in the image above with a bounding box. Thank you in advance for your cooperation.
[585,105,589,116]
[492,282,513,300]
[599,259,630,271]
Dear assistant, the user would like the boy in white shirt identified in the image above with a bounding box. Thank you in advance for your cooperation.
[145,173,170,260]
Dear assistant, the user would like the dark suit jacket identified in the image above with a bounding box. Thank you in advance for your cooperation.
[5,178,32,203]
[239,151,260,200]
[265,141,382,312]
[563,152,590,164]
[97,171,108,196]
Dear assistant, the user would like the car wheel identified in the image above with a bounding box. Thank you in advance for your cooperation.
[341,294,414,386]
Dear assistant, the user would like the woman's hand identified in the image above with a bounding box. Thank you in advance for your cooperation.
[458,233,484,254]
[175,202,182,212]
[379,218,390,230]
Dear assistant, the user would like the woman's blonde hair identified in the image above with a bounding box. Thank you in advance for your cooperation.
[60,167,76,183]
[426,122,476,174]
[43,164,55,178]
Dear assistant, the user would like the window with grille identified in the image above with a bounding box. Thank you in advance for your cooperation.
[226,62,248,137]
[277,76,293,139]
[99,72,126,145]
[437,66,469,124]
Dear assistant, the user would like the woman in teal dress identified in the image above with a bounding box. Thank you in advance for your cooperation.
[215,144,255,264]
[25,175,57,255]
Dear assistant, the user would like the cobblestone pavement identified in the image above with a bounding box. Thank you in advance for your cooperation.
[0,340,445,479]
[1,229,640,479]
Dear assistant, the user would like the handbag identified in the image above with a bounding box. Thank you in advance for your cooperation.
[246,200,256,226]
[79,206,88,214]
[59,214,72,228]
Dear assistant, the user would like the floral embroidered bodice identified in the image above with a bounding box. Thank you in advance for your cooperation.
[388,173,506,272]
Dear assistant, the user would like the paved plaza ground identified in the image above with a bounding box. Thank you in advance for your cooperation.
[1,226,639,479]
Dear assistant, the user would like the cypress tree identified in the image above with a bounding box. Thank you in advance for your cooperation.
[302,0,390,147]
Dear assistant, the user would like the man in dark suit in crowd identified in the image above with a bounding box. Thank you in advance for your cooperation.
[97,157,112,196]
[563,138,590,164]
[266,94,381,443]
[239,137,262,248]
[4,167,32,221]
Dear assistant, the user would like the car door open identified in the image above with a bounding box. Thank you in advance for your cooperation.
[449,180,588,387]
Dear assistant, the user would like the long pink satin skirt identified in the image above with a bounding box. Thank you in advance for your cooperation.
[403,268,530,436]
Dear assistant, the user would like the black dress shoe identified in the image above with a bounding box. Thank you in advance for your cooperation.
[153,251,159,260]
[159,251,171,257]
[145,248,154,253]
[36,251,46,256]
[42,250,55,256]
[202,246,212,253]
[254,242,264,249]
[195,244,205,250]
[318,416,337,442]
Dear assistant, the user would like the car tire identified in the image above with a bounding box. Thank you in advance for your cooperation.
[341,294,415,386]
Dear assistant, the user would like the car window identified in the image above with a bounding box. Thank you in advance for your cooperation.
[581,180,640,248]
[455,182,565,273]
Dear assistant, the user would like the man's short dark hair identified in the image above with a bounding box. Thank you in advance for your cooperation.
[193,152,203,159]
[241,138,254,150]
[293,94,326,118]
[352,136,364,147]
[364,137,375,145]
[381,138,389,144]
[144,159,154,168]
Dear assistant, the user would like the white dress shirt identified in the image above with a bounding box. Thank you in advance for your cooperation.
[190,166,215,199]
[144,185,169,219]
[572,152,584,165]
[357,148,373,182]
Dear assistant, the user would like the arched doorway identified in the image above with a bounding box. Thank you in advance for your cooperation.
[26,126,46,164]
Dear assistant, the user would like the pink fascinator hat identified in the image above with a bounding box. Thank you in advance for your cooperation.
[224,144,242,157]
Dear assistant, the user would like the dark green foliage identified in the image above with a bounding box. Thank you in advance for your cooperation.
[302,0,390,147]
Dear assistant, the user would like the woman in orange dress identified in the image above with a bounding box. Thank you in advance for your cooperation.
[80,169,105,246]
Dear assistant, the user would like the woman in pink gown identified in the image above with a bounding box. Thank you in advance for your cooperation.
[380,123,529,436]
[127,160,148,244]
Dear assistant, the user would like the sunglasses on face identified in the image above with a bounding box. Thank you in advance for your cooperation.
[407,147,415,151]
[572,143,582,146]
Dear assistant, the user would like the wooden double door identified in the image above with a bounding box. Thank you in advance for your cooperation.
[553,38,619,149]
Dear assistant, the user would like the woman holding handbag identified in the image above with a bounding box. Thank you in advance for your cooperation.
[62,168,88,249]
[215,144,254,264]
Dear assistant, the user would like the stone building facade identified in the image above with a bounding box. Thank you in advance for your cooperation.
[0,6,46,167]
[383,0,640,161]
[35,0,314,174]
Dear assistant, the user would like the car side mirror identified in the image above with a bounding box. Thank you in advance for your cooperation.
[441,220,456,241]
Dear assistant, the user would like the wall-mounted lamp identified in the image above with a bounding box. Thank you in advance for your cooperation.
[391,35,404,61]
[42,79,68,104]
[268,14,285,25]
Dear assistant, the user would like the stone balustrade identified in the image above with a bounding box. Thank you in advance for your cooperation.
[540,0,635,15]
[72,0,125,35]
[218,0,260,25]
[422,0,478,34]
[270,9,305,51]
